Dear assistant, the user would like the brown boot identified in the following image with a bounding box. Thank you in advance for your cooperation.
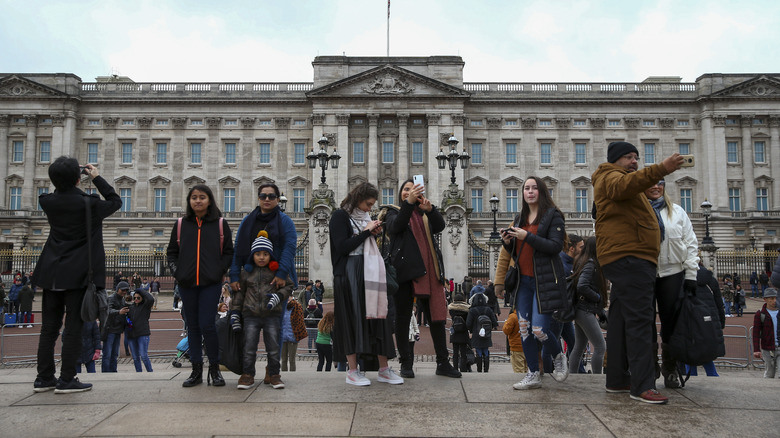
[263,365,271,384]
[269,374,285,389]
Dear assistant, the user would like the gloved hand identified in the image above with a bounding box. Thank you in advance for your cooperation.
[230,311,242,332]
[684,279,697,295]
[266,293,280,310]
[92,349,101,361]
[414,333,421,342]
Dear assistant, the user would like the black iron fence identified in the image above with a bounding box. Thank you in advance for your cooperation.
[714,249,779,281]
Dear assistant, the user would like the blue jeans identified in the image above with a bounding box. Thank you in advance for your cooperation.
[102,332,122,372]
[751,284,758,297]
[242,315,281,377]
[180,283,222,364]
[515,275,561,373]
[77,361,96,373]
[127,335,153,372]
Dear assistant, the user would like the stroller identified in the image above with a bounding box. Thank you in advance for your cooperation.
[172,336,190,368]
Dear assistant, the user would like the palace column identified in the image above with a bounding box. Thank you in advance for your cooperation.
[22,116,37,209]
[367,114,379,185]
[769,116,780,209]
[0,115,9,208]
[741,115,756,210]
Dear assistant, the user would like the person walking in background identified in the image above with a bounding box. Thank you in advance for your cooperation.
[281,295,307,372]
[645,179,699,389]
[102,282,130,372]
[502,308,528,374]
[313,280,325,304]
[722,278,734,317]
[167,184,234,388]
[18,282,34,328]
[567,236,607,375]
[734,284,745,317]
[33,157,121,394]
[759,271,769,297]
[74,320,100,374]
[127,288,155,372]
[750,271,760,298]
[384,178,461,379]
[7,277,22,315]
[592,142,684,404]
[496,176,569,390]
[316,311,335,372]
[467,293,498,373]
[304,299,323,353]
[149,277,161,310]
[172,281,181,311]
[752,288,779,378]
[329,182,402,386]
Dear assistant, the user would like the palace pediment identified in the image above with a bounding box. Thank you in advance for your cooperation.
[0,75,71,99]
[307,65,470,99]
[710,75,780,99]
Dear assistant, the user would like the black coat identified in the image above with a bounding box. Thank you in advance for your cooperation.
[33,176,121,290]
[384,201,446,284]
[466,294,498,349]
[503,207,567,314]
[328,208,375,277]
[127,289,154,338]
[105,291,129,335]
[448,302,471,344]
[697,265,726,329]
[167,215,233,289]
[575,259,604,314]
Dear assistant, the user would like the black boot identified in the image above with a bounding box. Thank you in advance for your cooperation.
[182,362,203,387]
[208,363,225,387]
[475,356,483,372]
[483,355,490,373]
[661,344,680,389]
[435,359,462,378]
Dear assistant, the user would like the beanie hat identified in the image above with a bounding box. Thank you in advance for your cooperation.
[308,298,317,307]
[607,141,639,163]
[116,281,130,290]
[244,230,275,272]
[764,287,778,298]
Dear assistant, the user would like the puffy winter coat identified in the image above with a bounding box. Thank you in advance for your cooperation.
[167,214,234,289]
[447,301,471,344]
[697,265,725,329]
[575,259,604,314]
[466,294,498,349]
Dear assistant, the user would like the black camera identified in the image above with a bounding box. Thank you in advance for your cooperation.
[79,165,89,175]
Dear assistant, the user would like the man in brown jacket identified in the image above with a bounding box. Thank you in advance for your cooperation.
[592,141,683,405]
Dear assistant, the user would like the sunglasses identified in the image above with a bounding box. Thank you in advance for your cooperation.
[133,296,142,301]
[258,193,278,201]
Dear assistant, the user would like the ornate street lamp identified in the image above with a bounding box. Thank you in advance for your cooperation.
[700,199,715,248]
[278,193,288,213]
[307,136,341,185]
[489,194,501,242]
[435,135,470,185]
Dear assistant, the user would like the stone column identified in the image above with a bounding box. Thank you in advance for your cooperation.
[205,117,221,183]
[51,113,65,158]
[22,116,38,209]
[171,117,187,211]
[704,115,729,211]
[487,117,502,199]
[426,114,441,204]
[367,114,379,185]
[441,204,468,286]
[336,114,350,203]
[741,115,756,210]
[0,115,9,208]
[308,207,334,290]
[273,117,290,212]
[769,116,780,209]
[240,117,256,211]
[397,113,409,172]
[64,110,78,158]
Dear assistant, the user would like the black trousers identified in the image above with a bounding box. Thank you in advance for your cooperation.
[654,271,684,344]
[395,281,448,364]
[603,257,657,396]
[36,288,85,382]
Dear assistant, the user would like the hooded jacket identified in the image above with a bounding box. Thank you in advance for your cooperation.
[233,266,292,318]
[167,214,234,289]
[591,162,670,266]
[466,294,498,349]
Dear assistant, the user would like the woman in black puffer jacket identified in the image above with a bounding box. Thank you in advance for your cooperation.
[500,176,568,390]
[567,236,607,374]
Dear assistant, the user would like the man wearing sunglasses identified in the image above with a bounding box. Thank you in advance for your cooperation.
[230,183,298,293]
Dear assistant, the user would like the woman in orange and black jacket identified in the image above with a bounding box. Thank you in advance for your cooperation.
[167,184,234,388]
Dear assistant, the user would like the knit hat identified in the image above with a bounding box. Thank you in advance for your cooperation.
[116,281,130,290]
[244,230,275,272]
[764,288,778,298]
[308,299,317,307]
[607,141,639,163]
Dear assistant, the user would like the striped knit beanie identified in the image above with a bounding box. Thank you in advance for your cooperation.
[245,230,274,272]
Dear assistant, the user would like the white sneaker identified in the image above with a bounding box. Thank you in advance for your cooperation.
[377,367,404,385]
[513,371,541,390]
[26,325,33,328]
[551,352,569,382]
[346,370,371,386]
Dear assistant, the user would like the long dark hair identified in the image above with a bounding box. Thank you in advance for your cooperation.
[518,176,561,226]
[571,236,607,308]
[185,184,222,220]
[340,182,379,213]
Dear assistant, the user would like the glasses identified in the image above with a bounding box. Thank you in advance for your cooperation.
[133,296,142,301]
[258,193,278,201]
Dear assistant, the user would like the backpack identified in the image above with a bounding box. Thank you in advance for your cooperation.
[477,314,492,338]
[304,308,319,328]
[552,274,577,323]
[452,315,467,333]
[667,286,725,384]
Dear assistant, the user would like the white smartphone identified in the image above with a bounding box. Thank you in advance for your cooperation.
[413,174,425,192]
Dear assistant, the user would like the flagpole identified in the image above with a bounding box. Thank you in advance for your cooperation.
[387,0,390,57]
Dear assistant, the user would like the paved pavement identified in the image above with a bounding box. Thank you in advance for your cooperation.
[0,358,778,437]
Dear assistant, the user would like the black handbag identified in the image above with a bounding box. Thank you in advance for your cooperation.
[503,240,525,294]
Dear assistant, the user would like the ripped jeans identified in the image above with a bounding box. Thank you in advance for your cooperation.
[515,275,561,373]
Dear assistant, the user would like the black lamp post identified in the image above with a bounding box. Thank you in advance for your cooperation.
[307,136,341,185]
[279,193,288,213]
[21,235,28,249]
[489,194,500,242]
[435,135,470,185]
[701,199,714,246]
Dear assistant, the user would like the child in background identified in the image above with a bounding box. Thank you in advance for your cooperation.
[76,320,101,374]
[316,311,335,371]
[281,296,307,372]
[502,309,528,374]
[466,293,498,373]
[448,292,472,372]
[231,232,293,390]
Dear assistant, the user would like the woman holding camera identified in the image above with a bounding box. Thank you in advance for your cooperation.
[127,288,155,372]
[384,178,461,379]
[494,176,569,390]
[167,184,234,387]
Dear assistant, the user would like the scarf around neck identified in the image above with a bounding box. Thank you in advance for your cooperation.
[649,196,666,242]
[349,208,387,319]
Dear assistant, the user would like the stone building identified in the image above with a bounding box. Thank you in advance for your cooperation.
[1,56,779,280]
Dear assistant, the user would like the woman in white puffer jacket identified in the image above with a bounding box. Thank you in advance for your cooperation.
[645,179,699,389]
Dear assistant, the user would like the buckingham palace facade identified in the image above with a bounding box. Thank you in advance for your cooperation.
[1,56,780,279]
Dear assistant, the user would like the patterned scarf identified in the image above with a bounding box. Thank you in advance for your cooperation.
[649,196,666,242]
[349,208,387,319]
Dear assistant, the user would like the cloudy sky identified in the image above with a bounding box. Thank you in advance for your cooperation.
[1,0,777,84]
